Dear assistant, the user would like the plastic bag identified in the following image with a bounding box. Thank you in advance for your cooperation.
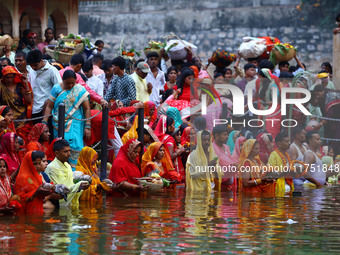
[238,37,266,59]
[165,39,197,60]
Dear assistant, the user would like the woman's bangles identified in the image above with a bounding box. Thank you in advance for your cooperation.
[85,123,91,129]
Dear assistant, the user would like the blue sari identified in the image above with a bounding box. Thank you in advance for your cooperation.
[49,83,89,168]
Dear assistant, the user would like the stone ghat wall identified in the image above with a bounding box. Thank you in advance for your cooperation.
[79,0,333,72]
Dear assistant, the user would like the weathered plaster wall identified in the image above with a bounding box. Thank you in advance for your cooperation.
[79,0,333,71]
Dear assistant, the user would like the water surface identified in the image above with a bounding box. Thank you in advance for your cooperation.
[1,185,340,254]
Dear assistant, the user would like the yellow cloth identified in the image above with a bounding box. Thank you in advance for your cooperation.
[186,131,222,192]
[268,151,294,197]
[76,147,111,203]
[131,72,150,102]
[45,158,84,208]
[121,116,138,144]
[317,72,329,79]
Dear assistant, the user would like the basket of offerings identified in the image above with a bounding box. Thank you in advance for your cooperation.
[135,173,170,192]
[62,39,84,54]
[136,177,164,192]
[144,41,164,56]
[210,49,236,68]
[60,33,93,54]
[270,43,296,64]
[258,36,281,59]
[121,48,141,61]
[46,45,75,64]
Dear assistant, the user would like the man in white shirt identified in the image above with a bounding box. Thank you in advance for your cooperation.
[26,50,62,123]
[146,52,165,107]
[83,60,104,97]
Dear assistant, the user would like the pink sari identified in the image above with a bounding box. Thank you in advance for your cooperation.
[231,137,247,162]
[0,133,20,175]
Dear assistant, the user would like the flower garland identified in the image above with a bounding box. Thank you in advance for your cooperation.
[275,149,308,177]
[275,148,292,167]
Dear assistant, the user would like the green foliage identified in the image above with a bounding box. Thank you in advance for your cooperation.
[299,0,340,28]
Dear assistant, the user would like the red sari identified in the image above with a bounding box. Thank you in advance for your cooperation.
[0,132,21,175]
[86,106,136,146]
[144,101,157,127]
[14,151,45,214]
[0,157,12,207]
[257,133,271,164]
[109,139,142,186]
[154,116,184,178]
[180,126,191,146]
[26,123,49,154]
[46,138,61,162]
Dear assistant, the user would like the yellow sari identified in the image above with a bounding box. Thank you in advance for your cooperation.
[186,131,222,192]
[76,147,111,203]
[121,116,138,144]
[268,150,294,197]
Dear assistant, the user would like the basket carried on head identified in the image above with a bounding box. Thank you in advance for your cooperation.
[258,36,281,59]
[210,49,236,68]
[269,43,296,65]
[272,48,296,63]
[144,48,161,57]
[46,47,73,64]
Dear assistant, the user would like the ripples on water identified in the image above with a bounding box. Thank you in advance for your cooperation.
[1,185,340,254]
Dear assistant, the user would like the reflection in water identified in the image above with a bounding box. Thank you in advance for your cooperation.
[1,186,340,253]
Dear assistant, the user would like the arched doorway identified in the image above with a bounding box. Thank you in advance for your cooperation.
[49,9,68,38]
[0,3,12,36]
[19,7,42,39]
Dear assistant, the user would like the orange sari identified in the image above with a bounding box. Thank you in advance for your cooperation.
[0,66,33,140]
[76,147,111,203]
[141,142,182,182]
[14,151,46,214]
[238,139,275,196]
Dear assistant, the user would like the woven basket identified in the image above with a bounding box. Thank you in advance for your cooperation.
[144,48,161,57]
[63,39,84,54]
[46,48,73,64]
[273,48,296,63]
[211,49,236,68]
[138,179,163,192]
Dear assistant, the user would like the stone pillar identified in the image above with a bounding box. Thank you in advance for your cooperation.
[68,0,79,35]
[333,33,340,89]
[12,0,20,40]
[41,0,48,41]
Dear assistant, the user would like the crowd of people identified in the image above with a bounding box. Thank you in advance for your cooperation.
[1,26,340,215]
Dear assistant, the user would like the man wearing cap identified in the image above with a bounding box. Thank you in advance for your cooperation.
[22,32,39,55]
[131,62,153,102]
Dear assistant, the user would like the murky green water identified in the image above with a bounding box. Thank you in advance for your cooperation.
[1,185,340,254]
